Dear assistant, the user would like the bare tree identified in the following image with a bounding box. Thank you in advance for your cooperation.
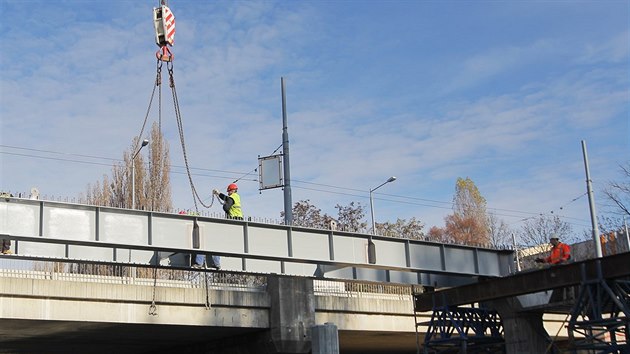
[86,123,172,211]
[144,123,172,212]
[602,162,630,217]
[487,212,512,247]
[520,215,573,246]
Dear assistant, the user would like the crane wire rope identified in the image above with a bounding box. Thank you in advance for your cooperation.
[133,60,162,152]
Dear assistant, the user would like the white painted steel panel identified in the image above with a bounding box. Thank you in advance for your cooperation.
[444,248,475,273]
[332,235,368,263]
[199,221,244,253]
[354,267,387,282]
[389,271,418,284]
[292,231,329,261]
[409,244,442,270]
[284,261,317,277]
[19,242,66,258]
[115,249,155,264]
[0,202,39,236]
[373,239,406,267]
[246,259,282,274]
[69,245,113,261]
[152,216,192,248]
[248,226,287,257]
[44,206,95,241]
[216,256,243,271]
[100,211,147,245]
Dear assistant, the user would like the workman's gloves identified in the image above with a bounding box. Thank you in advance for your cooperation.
[534,258,544,263]
[212,189,219,195]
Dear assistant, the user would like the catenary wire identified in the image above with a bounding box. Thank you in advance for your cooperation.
[1,149,593,227]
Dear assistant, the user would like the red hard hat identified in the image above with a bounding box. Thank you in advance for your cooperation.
[227,183,238,192]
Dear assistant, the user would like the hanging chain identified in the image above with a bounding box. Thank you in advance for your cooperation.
[204,270,211,310]
[148,257,159,316]
[158,62,162,133]
[166,62,214,212]
[133,60,163,152]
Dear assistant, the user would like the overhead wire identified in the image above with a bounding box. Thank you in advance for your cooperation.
[1,146,593,228]
[232,143,283,184]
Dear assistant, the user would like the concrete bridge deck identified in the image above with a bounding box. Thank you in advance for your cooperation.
[0,257,421,354]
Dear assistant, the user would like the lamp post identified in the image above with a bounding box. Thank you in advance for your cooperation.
[132,139,149,210]
[368,176,396,264]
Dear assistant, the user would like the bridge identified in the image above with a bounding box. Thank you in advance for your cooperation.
[0,196,513,353]
[5,197,627,353]
[0,257,422,354]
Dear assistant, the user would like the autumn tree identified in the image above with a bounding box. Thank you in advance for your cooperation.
[335,202,368,233]
[284,200,334,229]
[86,122,172,212]
[430,177,490,245]
[284,200,424,238]
[443,213,487,245]
[379,217,425,240]
[427,226,453,243]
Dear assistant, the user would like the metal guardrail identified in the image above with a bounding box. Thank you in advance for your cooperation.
[1,197,514,286]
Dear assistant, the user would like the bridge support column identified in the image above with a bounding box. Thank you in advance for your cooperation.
[490,297,551,354]
[312,322,339,354]
[267,275,315,354]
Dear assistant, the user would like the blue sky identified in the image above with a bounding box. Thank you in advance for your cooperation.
[1,0,628,242]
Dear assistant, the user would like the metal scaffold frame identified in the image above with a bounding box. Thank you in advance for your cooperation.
[420,305,505,354]
[568,260,630,353]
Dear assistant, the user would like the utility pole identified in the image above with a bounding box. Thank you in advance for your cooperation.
[281,77,293,225]
[624,217,630,253]
[581,140,602,258]
[512,233,521,272]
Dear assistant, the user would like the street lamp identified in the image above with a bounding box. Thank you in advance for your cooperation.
[132,139,149,209]
[368,176,396,264]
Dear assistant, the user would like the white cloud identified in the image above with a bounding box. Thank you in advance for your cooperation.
[1,1,628,241]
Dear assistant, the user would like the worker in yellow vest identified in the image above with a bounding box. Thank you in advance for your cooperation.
[213,183,243,220]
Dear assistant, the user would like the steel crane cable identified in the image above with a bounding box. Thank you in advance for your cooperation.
[134,60,163,152]
[166,61,214,212]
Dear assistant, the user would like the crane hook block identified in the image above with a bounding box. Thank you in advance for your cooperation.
[153,5,175,48]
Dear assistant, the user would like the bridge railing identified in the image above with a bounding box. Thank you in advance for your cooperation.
[0,197,515,286]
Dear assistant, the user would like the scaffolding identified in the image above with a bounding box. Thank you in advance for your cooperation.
[568,260,630,353]
[420,305,505,354]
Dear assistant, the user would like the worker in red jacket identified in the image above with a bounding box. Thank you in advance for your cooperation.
[535,236,571,265]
